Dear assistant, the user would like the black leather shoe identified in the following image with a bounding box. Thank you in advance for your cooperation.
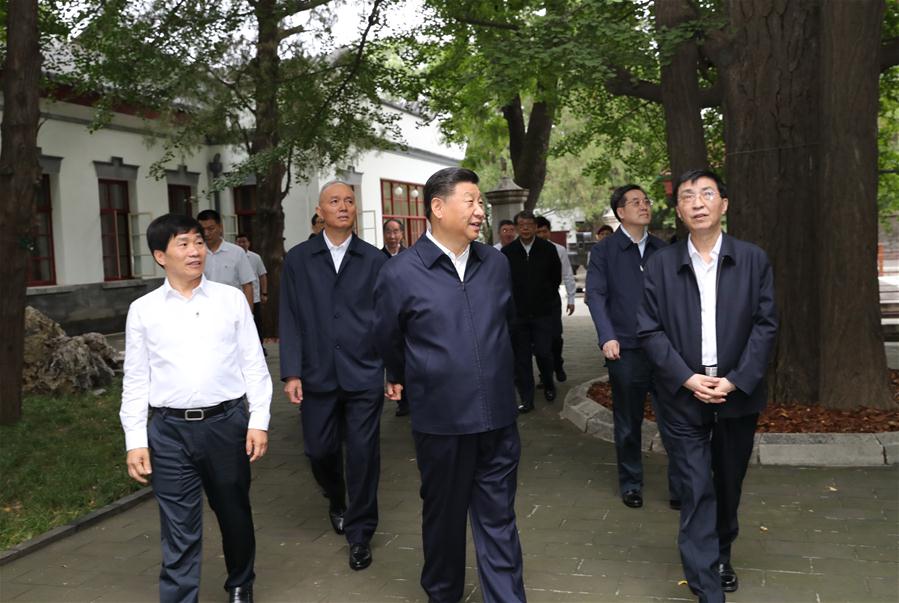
[544,388,557,402]
[349,542,372,571]
[622,490,643,508]
[719,562,738,592]
[669,499,682,511]
[228,584,253,603]
[517,402,534,414]
[328,507,346,535]
[555,369,567,383]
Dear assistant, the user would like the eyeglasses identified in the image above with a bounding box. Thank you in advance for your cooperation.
[622,198,652,209]
[678,189,718,203]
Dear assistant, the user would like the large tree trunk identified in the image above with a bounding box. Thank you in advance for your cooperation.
[655,0,709,235]
[721,0,894,409]
[721,0,822,404]
[503,95,556,212]
[253,0,287,339]
[816,0,892,408]
[0,0,41,424]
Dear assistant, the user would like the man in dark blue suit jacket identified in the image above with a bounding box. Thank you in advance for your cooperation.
[637,170,777,603]
[373,167,525,603]
[585,184,671,510]
[279,180,387,572]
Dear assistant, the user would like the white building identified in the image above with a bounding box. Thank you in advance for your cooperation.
[5,94,463,333]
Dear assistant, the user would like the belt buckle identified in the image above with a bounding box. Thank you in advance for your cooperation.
[184,408,205,421]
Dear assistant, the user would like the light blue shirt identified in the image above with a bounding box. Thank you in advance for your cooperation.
[621,226,649,257]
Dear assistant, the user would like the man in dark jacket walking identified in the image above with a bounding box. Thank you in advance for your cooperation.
[374,167,526,603]
[638,169,777,603]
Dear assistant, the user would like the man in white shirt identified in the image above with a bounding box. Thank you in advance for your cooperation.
[120,213,272,603]
[197,209,254,309]
[235,233,269,346]
[535,215,576,383]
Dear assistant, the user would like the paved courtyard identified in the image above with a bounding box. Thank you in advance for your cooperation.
[1,307,897,602]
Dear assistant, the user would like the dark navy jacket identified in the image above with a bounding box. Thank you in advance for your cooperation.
[502,237,562,319]
[373,235,518,435]
[585,227,666,350]
[279,233,387,393]
[636,234,778,422]
[381,244,406,259]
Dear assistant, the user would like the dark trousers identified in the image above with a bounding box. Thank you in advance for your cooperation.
[662,407,758,603]
[300,388,383,545]
[606,349,653,493]
[148,400,255,603]
[652,396,684,503]
[412,424,526,603]
[551,312,564,375]
[511,315,555,405]
[252,302,263,342]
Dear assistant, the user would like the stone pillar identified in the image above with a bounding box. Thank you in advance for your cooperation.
[484,175,528,243]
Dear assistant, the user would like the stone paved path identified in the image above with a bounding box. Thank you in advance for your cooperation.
[1,302,897,602]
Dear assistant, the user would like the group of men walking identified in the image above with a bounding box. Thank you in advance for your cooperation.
[120,165,776,603]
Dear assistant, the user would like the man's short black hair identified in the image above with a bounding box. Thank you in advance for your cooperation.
[609,184,644,221]
[311,214,322,227]
[498,219,514,228]
[383,218,404,231]
[513,210,536,225]
[535,216,552,230]
[196,209,222,224]
[236,232,250,240]
[147,213,203,258]
[673,169,728,201]
[597,224,613,235]
[423,167,479,220]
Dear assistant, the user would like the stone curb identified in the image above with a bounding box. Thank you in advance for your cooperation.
[561,377,899,467]
[0,487,153,566]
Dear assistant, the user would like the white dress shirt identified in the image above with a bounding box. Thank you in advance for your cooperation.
[551,240,576,305]
[204,240,255,288]
[323,231,351,272]
[426,230,470,281]
[520,239,534,255]
[688,233,723,367]
[120,276,273,451]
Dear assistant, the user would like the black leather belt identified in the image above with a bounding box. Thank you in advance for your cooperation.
[159,397,244,421]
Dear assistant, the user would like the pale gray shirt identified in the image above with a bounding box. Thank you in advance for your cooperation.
[245,250,267,304]
[204,240,255,289]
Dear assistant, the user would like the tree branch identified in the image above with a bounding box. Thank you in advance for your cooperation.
[280,0,333,18]
[278,24,306,40]
[883,36,899,72]
[605,68,721,107]
[501,95,525,176]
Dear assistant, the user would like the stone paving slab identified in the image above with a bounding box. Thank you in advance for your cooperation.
[2,310,897,602]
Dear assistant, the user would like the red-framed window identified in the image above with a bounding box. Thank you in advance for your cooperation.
[26,174,56,286]
[233,185,257,240]
[99,179,132,281]
[381,179,426,245]
[167,184,193,216]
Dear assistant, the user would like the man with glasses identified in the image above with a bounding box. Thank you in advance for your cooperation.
[585,185,667,510]
[637,169,777,602]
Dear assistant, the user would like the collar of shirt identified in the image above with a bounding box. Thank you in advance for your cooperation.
[687,232,723,269]
[323,231,352,272]
[520,239,534,255]
[162,275,209,301]
[621,227,649,257]
[426,230,470,281]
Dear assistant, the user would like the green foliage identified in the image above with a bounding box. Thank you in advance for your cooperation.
[879,3,899,219]
[46,0,398,191]
[0,382,141,549]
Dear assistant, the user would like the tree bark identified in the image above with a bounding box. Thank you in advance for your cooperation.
[253,0,287,339]
[816,0,892,408]
[720,0,895,409]
[721,0,823,405]
[502,95,556,212]
[654,0,709,230]
[0,0,41,424]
